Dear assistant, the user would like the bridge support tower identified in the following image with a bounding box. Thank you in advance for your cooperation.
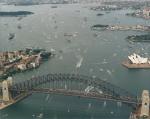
[2,80,10,102]
[0,77,13,109]
[129,90,150,119]
[2,77,13,102]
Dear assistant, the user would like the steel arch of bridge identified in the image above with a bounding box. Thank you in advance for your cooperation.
[9,73,138,106]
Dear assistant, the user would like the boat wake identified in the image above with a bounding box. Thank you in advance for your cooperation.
[76,56,83,68]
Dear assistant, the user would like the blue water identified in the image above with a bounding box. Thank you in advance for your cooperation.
[0,4,150,119]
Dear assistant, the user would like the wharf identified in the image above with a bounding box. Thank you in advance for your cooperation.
[122,61,150,69]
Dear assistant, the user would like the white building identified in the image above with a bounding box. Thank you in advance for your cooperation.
[143,8,150,18]
[128,53,148,64]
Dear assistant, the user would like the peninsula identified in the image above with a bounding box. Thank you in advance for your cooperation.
[127,34,150,42]
[91,24,150,31]
[0,48,52,79]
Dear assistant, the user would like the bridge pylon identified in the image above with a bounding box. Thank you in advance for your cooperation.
[129,90,150,119]
[2,80,10,102]
[0,77,14,109]
[2,77,13,102]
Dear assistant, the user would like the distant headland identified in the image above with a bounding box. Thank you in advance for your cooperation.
[0,11,34,17]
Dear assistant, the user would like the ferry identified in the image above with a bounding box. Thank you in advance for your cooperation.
[122,53,150,69]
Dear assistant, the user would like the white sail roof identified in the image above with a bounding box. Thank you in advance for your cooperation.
[128,53,148,64]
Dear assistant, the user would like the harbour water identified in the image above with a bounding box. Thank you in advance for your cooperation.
[0,3,150,119]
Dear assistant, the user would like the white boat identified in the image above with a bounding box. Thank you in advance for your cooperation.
[76,57,83,68]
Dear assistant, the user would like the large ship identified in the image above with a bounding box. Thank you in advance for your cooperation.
[122,53,150,69]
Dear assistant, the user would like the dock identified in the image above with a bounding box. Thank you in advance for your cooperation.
[122,53,150,69]
[122,61,150,69]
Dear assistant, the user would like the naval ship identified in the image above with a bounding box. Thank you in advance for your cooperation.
[122,53,150,69]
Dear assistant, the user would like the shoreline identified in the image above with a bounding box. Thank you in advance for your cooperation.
[0,48,52,80]
[91,24,150,32]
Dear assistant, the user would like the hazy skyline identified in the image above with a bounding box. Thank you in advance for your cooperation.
[1,0,150,2]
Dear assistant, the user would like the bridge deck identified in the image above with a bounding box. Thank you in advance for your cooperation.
[32,88,138,104]
[0,73,139,110]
